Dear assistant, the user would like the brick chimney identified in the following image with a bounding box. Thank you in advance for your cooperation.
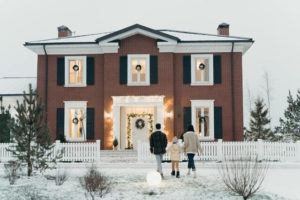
[217,23,230,36]
[57,25,72,37]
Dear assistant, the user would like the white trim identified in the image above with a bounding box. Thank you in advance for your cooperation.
[127,54,150,86]
[158,42,253,55]
[191,100,215,141]
[64,101,87,142]
[98,28,177,44]
[191,54,214,86]
[64,56,87,87]
[112,96,165,146]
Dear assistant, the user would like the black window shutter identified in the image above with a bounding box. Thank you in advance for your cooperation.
[214,107,223,139]
[213,55,222,84]
[56,108,64,140]
[150,55,158,84]
[183,56,191,84]
[87,57,95,85]
[86,108,95,140]
[183,107,191,132]
[120,56,127,84]
[57,58,65,85]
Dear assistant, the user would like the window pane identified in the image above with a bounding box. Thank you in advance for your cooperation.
[131,59,138,82]
[69,108,83,139]
[196,108,202,135]
[195,57,209,82]
[204,107,210,136]
[139,59,146,82]
[69,59,83,84]
[204,58,209,82]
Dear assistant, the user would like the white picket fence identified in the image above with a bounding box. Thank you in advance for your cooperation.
[0,140,101,163]
[137,139,300,162]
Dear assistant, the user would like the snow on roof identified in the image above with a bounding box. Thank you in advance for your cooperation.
[25,26,252,45]
[0,77,37,95]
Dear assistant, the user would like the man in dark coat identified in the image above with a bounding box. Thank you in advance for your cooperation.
[150,123,167,177]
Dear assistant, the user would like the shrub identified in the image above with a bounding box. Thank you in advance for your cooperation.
[218,156,269,200]
[55,169,68,186]
[80,166,111,199]
[4,160,21,185]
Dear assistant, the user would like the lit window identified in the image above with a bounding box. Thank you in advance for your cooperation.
[64,101,87,141]
[191,54,213,85]
[128,54,150,86]
[65,56,86,87]
[191,100,214,140]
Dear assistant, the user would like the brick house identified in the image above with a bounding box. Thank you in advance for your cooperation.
[24,24,253,150]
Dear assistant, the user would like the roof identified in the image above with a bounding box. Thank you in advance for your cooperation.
[0,77,37,96]
[24,24,253,46]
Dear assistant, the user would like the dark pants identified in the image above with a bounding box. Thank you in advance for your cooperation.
[187,153,196,171]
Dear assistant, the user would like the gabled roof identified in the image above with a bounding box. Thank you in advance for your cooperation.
[95,24,180,43]
[24,24,253,46]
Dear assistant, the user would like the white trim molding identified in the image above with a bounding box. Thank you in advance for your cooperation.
[64,56,87,87]
[191,100,215,141]
[127,54,150,86]
[112,96,165,145]
[191,54,214,86]
[64,101,87,142]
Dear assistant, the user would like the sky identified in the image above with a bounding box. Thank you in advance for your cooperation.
[0,0,299,128]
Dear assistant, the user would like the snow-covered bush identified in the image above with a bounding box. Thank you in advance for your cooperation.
[4,160,21,185]
[80,166,111,199]
[55,169,68,186]
[218,156,269,200]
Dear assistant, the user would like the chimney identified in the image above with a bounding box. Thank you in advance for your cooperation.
[57,25,72,37]
[217,23,230,36]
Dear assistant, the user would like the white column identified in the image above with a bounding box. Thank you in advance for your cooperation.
[157,104,164,131]
[113,105,121,143]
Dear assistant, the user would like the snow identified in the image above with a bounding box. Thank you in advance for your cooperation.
[0,162,299,200]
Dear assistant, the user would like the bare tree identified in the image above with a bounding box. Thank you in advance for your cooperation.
[263,71,272,128]
[246,82,253,114]
[218,156,269,200]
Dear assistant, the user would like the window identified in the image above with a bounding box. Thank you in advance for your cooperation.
[191,100,214,140]
[64,101,87,141]
[65,56,87,87]
[191,54,213,85]
[127,54,150,86]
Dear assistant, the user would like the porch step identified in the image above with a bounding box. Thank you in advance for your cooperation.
[100,150,138,163]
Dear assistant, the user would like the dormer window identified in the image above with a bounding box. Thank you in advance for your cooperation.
[127,54,150,86]
[65,56,87,87]
[191,54,213,86]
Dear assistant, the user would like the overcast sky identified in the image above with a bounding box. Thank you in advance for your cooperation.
[0,0,299,128]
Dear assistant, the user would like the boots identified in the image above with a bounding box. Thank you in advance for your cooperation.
[187,169,191,175]
[193,170,197,178]
[176,171,180,178]
[171,171,175,176]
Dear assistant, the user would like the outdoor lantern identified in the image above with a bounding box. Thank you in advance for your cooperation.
[73,64,80,71]
[72,117,79,125]
[198,63,205,70]
[136,64,142,71]
[146,170,161,186]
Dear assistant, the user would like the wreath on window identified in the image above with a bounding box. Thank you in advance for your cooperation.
[136,64,142,72]
[73,64,80,71]
[135,118,145,129]
[72,117,79,125]
[198,63,206,70]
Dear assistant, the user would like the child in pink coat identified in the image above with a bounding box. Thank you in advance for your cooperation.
[167,136,182,178]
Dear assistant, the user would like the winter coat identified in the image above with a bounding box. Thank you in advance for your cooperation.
[183,131,203,154]
[150,130,168,155]
[167,143,182,161]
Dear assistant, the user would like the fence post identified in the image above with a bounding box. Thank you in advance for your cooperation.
[217,139,223,162]
[137,140,141,163]
[296,141,300,162]
[257,139,263,161]
[55,140,61,160]
[96,140,101,164]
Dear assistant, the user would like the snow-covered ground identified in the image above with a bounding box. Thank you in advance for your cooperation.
[0,162,299,200]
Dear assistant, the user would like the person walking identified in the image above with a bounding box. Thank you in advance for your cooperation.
[183,124,203,178]
[150,123,168,178]
[167,136,182,178]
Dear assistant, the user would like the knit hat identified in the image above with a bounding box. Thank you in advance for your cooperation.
[172,136,178,144]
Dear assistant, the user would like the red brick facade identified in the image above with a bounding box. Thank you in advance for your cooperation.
[36,34,244,149]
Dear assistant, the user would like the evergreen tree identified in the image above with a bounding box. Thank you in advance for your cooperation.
[8,84,60,176]
[276,90,300,142]
[0,96,14,142]
[245,97,274,141]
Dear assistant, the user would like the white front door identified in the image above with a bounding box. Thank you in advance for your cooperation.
[131,116,150,149]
